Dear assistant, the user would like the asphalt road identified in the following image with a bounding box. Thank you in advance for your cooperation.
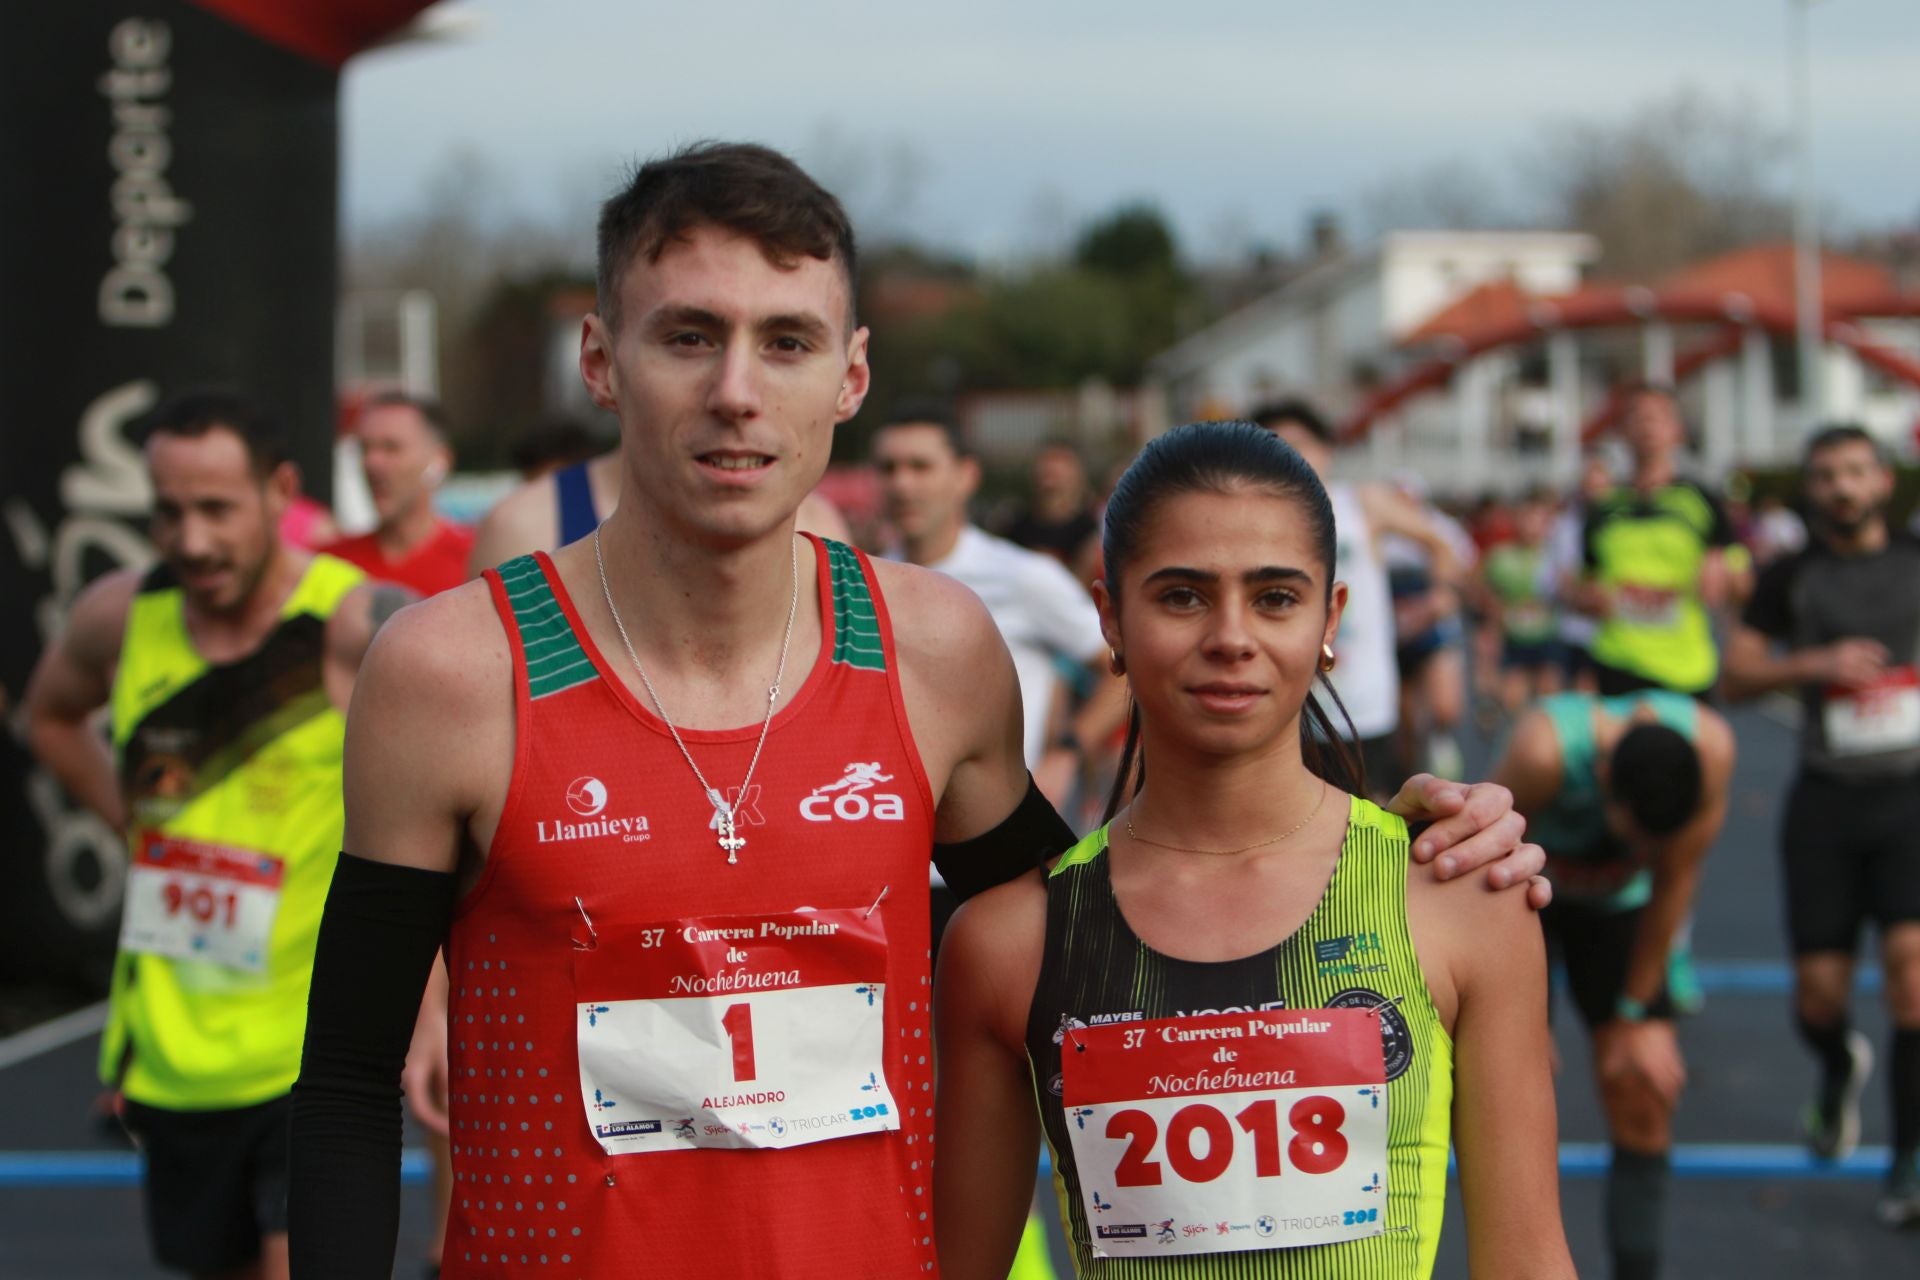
[3,702,1917,1277]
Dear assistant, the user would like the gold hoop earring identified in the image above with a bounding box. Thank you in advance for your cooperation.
[1108,649,1126,677]
[1319,644,1337,674]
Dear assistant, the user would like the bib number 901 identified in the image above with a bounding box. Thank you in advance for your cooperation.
[1108,1095,1349,1186]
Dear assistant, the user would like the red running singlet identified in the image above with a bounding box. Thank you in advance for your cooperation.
[445,536,938,1277]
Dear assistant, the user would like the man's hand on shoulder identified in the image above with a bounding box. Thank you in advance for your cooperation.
[1387,773,1551,910]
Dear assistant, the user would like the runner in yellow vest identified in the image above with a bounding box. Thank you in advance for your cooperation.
[23,389,407,1280]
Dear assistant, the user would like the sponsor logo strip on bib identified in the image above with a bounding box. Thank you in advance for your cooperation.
[120,833,285,973]
[574,905,897,1155]
[1062,1008,1389,1258]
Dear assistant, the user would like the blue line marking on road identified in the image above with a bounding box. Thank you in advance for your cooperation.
[1549,961,1882,998]
[1692,961,1880,996]
[0,1149,433,1188]
[1,1144,1898,1188]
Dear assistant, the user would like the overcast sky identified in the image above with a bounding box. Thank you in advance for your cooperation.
[341,0,1919,264]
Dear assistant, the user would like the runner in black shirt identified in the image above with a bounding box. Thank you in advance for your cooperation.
[1724,425,1920,1226]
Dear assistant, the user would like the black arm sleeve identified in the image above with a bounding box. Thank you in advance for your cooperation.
[288,853,455,1280]
[931,772,1077,899]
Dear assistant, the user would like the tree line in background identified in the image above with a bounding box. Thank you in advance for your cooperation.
[344,91,1917,469]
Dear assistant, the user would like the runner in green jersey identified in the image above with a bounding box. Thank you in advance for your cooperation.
[1478,491,1563,714]
[1577,384,1742,699]
[934,422,1572,1279]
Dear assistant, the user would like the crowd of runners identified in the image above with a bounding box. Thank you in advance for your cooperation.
[14,140,1920,1280]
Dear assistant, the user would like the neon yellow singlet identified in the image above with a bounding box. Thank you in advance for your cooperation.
[1025,797,1454,1278]
[103,554,362,1109]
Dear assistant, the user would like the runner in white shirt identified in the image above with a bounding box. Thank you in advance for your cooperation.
[873,404,1116,776]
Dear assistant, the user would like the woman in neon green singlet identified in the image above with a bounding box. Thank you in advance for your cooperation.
[934,422,1572,1278]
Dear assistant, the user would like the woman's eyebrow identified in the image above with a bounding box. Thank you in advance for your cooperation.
[1139,565,1314,586]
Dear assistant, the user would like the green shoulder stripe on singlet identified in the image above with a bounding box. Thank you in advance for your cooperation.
[824,538,887,672]
[497,556,598,699]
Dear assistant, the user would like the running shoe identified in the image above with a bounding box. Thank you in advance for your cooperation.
[1879,1149,1920,1228]
[1803,1030,1873,1162]
[1666,941,1706,1016]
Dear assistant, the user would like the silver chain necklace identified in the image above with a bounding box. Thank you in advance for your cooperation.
[593,523,800,865]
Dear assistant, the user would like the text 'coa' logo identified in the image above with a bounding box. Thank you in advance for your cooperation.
[800,762,905,823]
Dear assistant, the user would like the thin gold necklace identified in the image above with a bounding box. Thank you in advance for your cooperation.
[1125,779,1329,856]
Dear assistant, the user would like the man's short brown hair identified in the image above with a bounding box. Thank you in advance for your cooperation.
[595,141,858,331]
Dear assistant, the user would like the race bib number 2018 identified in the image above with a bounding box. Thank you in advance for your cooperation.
[574,905,898,1156]
[1062,1009,1388,1258]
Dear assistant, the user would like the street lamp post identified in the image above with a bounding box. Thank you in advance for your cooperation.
[1791,0,1825,438]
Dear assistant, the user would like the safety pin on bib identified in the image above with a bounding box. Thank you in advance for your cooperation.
[864,884,890,919]
[1061,1015,1087,1054]
[572,895,598,951]
[1365,994,1405,1018]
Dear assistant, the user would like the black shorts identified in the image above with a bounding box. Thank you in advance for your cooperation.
[1559,640,1596,681]
[1781,771,1920,954]
[1501,638,1561,671]
[1541,898,1676,1029]
[120,1094,290,1273]
[1593,661,1716,705]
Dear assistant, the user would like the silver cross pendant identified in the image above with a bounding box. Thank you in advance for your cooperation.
[714,807,746,864]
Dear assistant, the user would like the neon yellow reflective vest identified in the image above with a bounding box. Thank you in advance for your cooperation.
[104,554,361,1109]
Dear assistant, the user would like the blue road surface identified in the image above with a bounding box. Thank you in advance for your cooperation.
[3,704,1918,1277]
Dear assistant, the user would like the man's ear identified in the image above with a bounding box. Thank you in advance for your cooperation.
[265,460,299,513]
[835,326,872,424]
[579,314,620,412]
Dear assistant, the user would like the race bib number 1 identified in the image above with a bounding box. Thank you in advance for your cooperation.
[1062,1009,1388,1258]
[574,905,898,1155]
[120,833,284,973]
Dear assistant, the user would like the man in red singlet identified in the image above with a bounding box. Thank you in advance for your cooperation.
[323,393,474,596]
[288,142,1545,1279]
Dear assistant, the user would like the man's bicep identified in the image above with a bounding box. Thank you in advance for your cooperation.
[341,620,477,873]
[25,629,113,722]
[24,575,132,721]
[933,623,1029,844]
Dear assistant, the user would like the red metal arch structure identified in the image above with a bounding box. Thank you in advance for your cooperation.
[1338,251,1920,447]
